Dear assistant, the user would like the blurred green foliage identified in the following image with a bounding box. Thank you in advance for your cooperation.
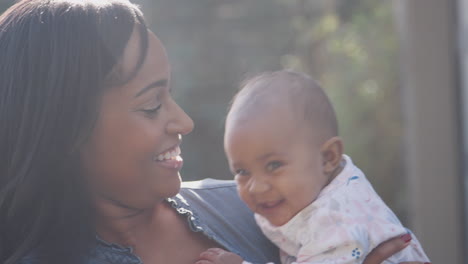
[138,0,405,219]
[275,0,404,219]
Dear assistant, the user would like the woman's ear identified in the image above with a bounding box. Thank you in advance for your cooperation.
[320,137,344,175]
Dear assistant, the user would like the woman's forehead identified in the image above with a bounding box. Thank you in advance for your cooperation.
[120,29,168,76]
[113,29,170,96]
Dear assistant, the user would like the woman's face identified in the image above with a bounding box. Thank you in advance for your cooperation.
[81,29,194,209]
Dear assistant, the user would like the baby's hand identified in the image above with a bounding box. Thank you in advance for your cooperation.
[196,248,244,264]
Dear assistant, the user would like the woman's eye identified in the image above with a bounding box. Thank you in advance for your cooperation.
[141,104,162,117]
[266,161,283,172]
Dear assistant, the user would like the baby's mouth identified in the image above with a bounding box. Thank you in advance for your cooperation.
[257,199,285,211]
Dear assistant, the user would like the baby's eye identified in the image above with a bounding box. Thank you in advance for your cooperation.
[266,161,283,172]
[234,169,249,176]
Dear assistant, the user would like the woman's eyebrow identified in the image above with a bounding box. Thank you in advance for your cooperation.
[134,79,168,98]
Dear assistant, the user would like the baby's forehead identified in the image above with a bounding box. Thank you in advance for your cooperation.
[227,90,307,136]
[225,104,320,150]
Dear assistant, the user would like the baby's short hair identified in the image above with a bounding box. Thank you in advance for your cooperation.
[229,70,338,144]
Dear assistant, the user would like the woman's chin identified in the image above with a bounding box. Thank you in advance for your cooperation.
[156,174,182,198]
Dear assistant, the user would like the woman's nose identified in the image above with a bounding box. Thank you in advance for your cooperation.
[166,99,194,136]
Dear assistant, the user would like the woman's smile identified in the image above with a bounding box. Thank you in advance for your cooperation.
[154,145,184,170]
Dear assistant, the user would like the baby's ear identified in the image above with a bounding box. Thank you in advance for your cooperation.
[320,137,344,175]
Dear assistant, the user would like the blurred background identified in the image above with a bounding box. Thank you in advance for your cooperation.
[0,0,465,263]
[145,0,406,219]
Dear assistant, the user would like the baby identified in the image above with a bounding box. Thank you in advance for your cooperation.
[196,70,430,264]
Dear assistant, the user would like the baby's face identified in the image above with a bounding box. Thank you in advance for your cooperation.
[224,107,331,226]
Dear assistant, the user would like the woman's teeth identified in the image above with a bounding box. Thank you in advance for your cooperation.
[155,147,181,161]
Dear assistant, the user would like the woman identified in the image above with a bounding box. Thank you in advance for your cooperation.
[0,1,424,264]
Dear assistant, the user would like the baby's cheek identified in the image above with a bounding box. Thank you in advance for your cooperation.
[238,189,255,211]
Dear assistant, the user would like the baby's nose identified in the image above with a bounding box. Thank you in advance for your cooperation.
[248,178,271,194]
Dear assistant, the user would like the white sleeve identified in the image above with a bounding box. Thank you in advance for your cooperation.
[286,200,371,264]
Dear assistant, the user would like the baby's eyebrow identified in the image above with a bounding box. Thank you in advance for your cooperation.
[256,152,285,162]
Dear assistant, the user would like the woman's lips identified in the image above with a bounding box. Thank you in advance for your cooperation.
[154,146,181,161]
[154,146,183,170]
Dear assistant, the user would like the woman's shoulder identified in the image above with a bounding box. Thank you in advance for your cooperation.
[177,178,280,264]
[176,179,243,229]
[178,178,245,226]
[178,178,240,209]
[181,178,236,189]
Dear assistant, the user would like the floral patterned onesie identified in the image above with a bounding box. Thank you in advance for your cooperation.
[250,155,430,264]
